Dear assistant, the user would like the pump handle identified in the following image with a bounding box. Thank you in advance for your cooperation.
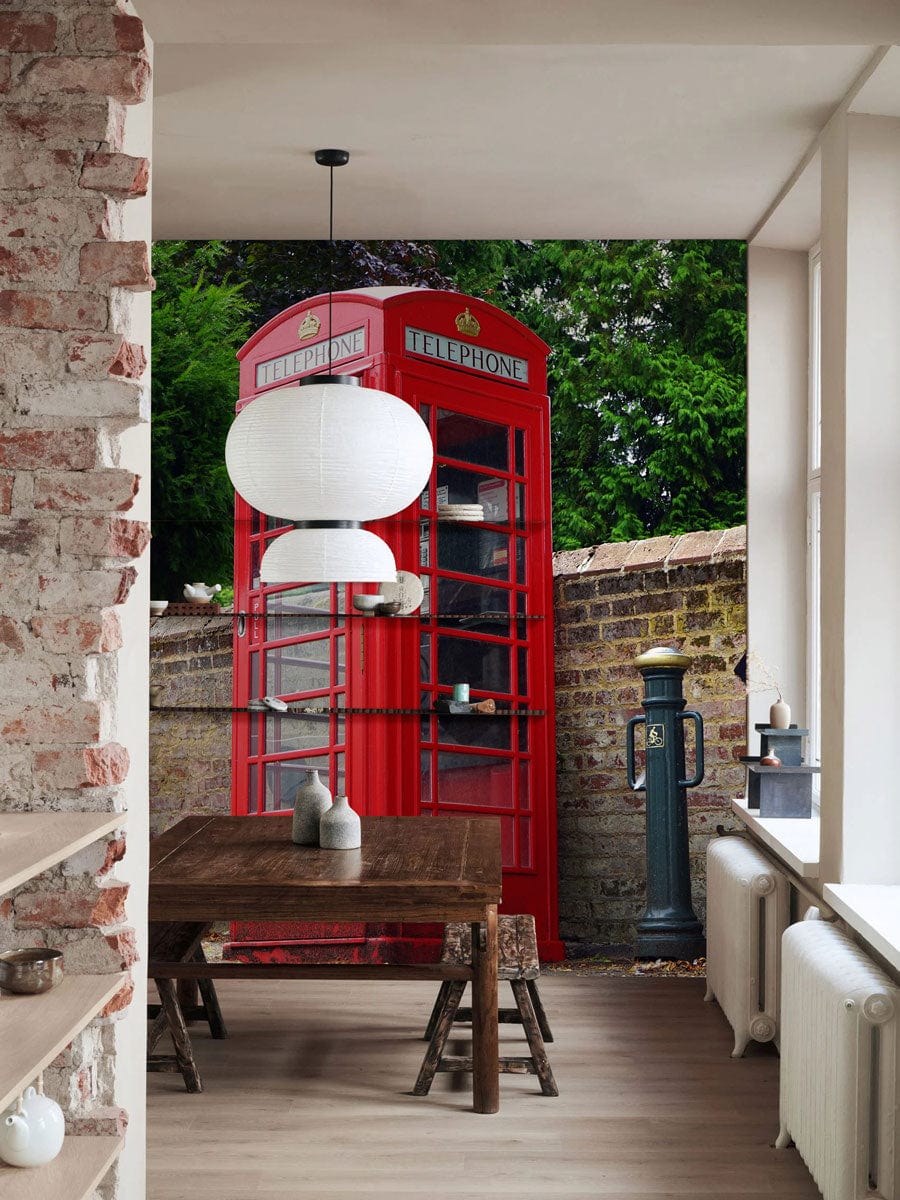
[626,715,646,791]
[678,711,705,788]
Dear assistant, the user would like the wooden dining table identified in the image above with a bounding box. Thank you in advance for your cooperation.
[149,813,503,1113]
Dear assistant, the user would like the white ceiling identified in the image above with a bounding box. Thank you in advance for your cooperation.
[139,1,900,243]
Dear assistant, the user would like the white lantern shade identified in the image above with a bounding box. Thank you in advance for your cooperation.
[225,382,433,521]
[260,527,397,584]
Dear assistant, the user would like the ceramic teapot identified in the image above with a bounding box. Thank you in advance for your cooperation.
[0,1085,65,1168]
[183,582,222,603]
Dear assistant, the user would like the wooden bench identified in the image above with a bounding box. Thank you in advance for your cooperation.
[147,922,228,1093]
[415,914,559,1097]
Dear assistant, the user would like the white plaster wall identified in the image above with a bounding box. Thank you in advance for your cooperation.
[112,24,152,1196]
[820,113,900,885]
[745,246,809,736]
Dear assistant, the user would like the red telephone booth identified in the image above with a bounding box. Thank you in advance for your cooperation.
[230,288,563,960]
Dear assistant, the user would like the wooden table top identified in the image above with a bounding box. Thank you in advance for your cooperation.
[149,815,502,924]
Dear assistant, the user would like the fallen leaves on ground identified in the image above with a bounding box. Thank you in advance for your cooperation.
[545,956,706,978]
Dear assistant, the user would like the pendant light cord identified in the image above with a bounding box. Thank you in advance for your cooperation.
[328,162,334,372]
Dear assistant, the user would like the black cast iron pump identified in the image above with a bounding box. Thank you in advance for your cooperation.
[626,646,706,960]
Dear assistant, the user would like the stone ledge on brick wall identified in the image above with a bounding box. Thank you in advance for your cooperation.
[553,525,746,578]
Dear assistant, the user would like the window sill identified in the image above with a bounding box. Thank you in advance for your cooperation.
[822,884,900,975]
[730,797,820,879]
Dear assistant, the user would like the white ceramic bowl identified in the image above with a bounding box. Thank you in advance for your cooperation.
[352,594,387,613]
[150,601,169,615]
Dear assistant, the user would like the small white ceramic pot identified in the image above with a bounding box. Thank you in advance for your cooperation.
[319,795,361,850]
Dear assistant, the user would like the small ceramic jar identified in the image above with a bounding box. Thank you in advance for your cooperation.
[319,795,361,850]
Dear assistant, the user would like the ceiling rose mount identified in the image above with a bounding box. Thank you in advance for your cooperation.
[314,148,350,168]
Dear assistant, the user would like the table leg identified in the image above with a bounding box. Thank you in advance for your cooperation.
[471,904,499,1113]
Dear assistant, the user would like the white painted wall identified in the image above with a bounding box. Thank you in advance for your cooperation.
[746,247,809,735]
[819,113,900,885]
[113,25,152,1197]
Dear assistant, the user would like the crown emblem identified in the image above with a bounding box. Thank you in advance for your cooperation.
[455,307,481,338]
[298,312,321,341]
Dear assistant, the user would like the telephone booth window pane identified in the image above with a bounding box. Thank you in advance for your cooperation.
[519,816,532,868]
[437,635,510,694]
[437,410,508,470]
[436,580,509,626]
[436,753,514,808]
[263,754,342,812]
[514,429,525,477]
[420,633,431,682]
[515,535,526,584]
[518,760,530,808]
[518,718,529,753]
[248,767,258,813]
[437,713,511,751]
[515,484,526,530]
[517,647,528,697]
[420,690,433,742]
[335,635,345,678]
[266,514,291,531]
[251,541,261,589]
[264,713,330,755]
[420,752,433,806]
[436,525,510,580]
[266,640,330,696]
[436,465,510,521]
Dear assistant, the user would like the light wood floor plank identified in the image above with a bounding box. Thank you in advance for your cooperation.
[147,976,821,1199]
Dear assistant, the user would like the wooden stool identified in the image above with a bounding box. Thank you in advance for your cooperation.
[147,922,228,1093]
[414,914,558,1097]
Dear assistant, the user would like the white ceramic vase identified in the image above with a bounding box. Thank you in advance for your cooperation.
[319,795,361,850]
[0,1086,65,1168]
[769,696,791,729]
[292,769,332,846]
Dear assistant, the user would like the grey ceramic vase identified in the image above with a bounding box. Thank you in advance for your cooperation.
[292,769,332,845]
[318,794,361,849]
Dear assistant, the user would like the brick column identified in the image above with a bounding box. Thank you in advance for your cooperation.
[0,4,151,1196]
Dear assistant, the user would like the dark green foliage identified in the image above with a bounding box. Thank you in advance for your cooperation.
[151,238,746,586]
[150,241,251,600]
[438,239,747,549]
[202,240,451,327]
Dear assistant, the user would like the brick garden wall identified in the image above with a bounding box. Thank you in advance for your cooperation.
[553,527,746,952]
[149,614,232,837]
[0,4,152,1194]
[149,528,748,953]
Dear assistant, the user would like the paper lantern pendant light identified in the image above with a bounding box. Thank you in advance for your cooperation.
[225,377,433,522]
[224,149,434,584]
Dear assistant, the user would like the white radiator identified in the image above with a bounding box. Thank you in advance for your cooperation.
[778,920,900,1200]
[704,835,789,1056]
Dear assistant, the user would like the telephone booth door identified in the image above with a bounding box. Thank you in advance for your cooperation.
[231,288,563,961]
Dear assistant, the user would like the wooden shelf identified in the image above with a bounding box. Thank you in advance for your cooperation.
[0,813,124,897]
[0,1135,122,1200]
[0,974,126,1112]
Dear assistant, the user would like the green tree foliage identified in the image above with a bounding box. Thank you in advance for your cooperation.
[151,238,746,589]
[203,240,451,327]
[150,240,251,600]
[439,239,747,549]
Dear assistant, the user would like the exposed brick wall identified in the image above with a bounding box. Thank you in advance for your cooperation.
[149,530,748,956]
[553,527,747,952]
[0,4,150,1191]
[149,615,232,837]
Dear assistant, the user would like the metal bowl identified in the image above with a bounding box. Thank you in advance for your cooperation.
[0,948,64,994]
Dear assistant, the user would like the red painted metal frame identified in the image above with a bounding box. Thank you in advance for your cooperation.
[231,290,562,959]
